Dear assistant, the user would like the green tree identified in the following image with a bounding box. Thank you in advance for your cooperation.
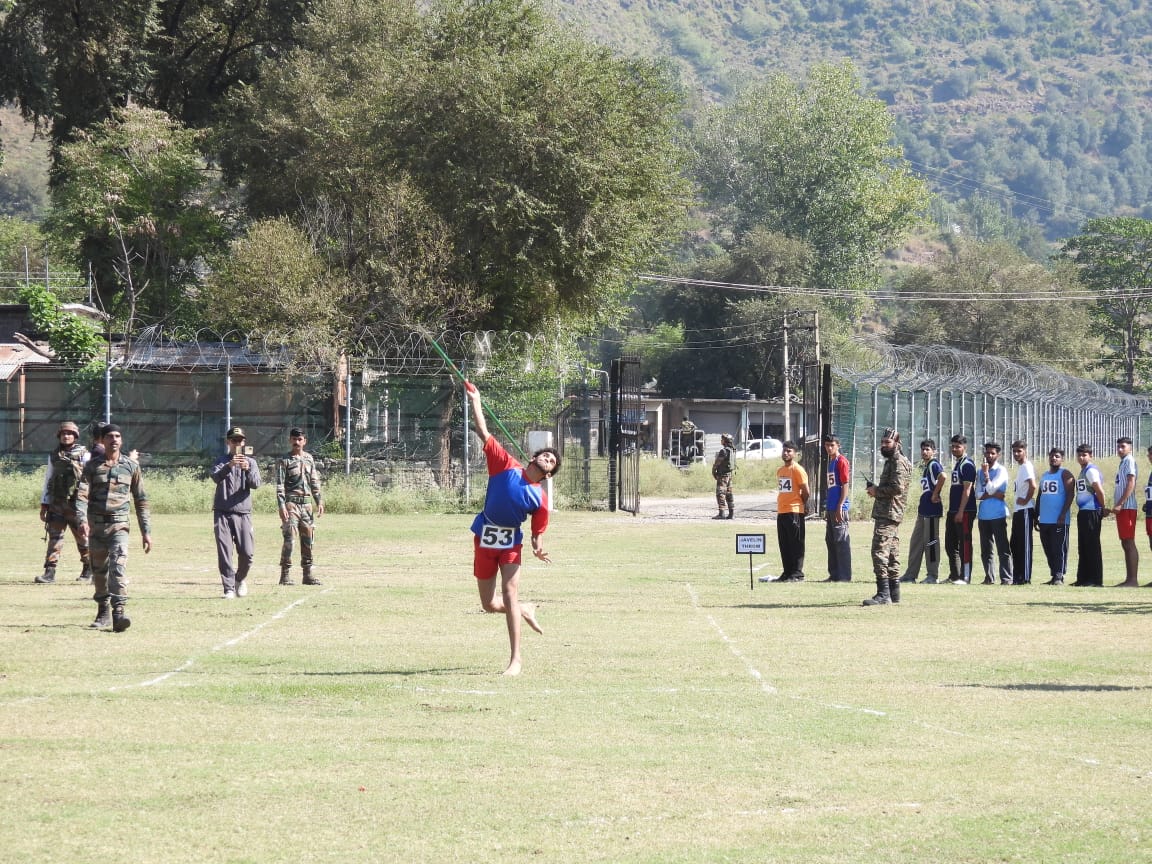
[0,0,311,146]
[218,0,689,341]
[46,105,224,332]
[694,62,929,303]
[888,239,1095,373]
[1061,217,1152,391]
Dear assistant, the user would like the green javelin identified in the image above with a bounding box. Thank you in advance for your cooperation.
[423,332,528,460]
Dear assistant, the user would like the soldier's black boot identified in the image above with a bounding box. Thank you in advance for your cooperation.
[726,494,734,518]
[35,566,56,584]
[712,511,726,520]
[862,576,891,606]
[888,577,901,605]
[279,565,295,586]
[302,566,322,586]
[111,603,131,633]
[78,563,92,583]
[90,599,112,629]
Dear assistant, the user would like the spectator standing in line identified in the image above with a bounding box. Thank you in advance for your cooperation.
[211,426,261,599]
[1036,448,1075,585]
[822,434,852,582]
[775,441,810,582]
[862,429,912,606]
[945,434,978,584]
[276,427,325,586]
[36,421,92,585]
[1009,440,1037,585]
[975,441,1013,585]
[1073,444,1107,587]
[76,425,151,632]
[900,439,945,584]
[1113,436,1140,587]
[1144,445,1152,585]
[711,433,736,520]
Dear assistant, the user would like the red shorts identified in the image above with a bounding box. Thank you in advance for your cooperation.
[473,535,523,580]
[1116,508,1137,540]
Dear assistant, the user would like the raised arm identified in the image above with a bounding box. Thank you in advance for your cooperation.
[466,381,491,444]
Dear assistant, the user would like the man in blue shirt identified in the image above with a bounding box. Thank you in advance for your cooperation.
[945,434,978,584]
[975,441,1013,585]
[901,439,945,584]
[1073,443,1107,587]
[822,434,852,582]
[1036,448,1075,585]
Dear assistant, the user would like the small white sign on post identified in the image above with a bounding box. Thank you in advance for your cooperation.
[736,533,766,590]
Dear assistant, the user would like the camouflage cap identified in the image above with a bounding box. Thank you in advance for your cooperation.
[57,421,80,437]
[720,433,733,444]
[226,426,246,440]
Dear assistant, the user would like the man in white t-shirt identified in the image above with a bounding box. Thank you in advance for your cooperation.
[1114,436,1139,587]
[1009,440,1036,584]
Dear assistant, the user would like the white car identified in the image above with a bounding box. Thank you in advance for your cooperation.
[733,438,783,459]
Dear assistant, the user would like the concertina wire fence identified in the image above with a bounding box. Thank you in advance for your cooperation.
[829,338,1152,484]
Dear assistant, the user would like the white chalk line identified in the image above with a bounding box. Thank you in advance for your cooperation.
[108,588,332,691]
[684,582,1148,778]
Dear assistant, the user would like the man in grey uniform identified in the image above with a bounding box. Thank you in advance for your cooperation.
[211,426,262,598]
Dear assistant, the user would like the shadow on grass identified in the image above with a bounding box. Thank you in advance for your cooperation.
[299,668,474,677]
[1024,600,1152,615]
[732,601,847,610]
[948,682,1152,692]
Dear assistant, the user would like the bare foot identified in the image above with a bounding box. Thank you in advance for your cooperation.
[503,658,522,676]
[1114,580,1140,588]
[521,603,543,635]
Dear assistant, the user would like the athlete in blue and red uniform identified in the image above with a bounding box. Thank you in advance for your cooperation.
[466,381,561,676]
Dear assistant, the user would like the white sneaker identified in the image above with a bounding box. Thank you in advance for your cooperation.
[236,580,248,597]
[223,590,237,599]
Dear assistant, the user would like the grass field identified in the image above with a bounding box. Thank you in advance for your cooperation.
[3,507,1151,863]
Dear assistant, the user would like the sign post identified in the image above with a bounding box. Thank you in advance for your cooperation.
[736,533,766,590]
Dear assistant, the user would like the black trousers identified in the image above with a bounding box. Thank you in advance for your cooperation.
[1010,509,1034,584]
[1038,522,1069,580]
[1075,510,1103,586]
[777,513,806,580]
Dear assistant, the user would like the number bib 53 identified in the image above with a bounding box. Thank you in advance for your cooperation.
[479,522,517,549]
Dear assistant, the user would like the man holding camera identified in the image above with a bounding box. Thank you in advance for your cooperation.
[212,426,262,599]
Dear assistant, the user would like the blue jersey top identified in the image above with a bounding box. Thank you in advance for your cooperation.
[1145,469,1152,516]
[1076,464,1103,511]
[469,437,549,546]
[974,461,1009,520]
[918,458,944,517]
[826,453,850,513]
[948,456,977,514]
[1037,468,1071,525]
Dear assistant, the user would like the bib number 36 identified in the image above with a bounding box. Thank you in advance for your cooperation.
[480,523,516,550]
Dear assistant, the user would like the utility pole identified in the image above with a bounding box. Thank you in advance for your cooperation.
[782,313,791,442]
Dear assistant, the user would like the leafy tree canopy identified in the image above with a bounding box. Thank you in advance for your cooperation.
[218,0,690,340]
[694,62,929,300]
[46,105,225,331]
[1061,217,1152,392]
[0,0,313,146]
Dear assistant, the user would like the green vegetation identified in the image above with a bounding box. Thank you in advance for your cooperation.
[2,511,1149,862]
[558,0,1152,240]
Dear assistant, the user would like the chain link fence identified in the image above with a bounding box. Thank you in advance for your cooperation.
[831,339,1152,480]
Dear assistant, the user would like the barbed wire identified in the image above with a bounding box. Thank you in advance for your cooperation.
[833,337,1152,415]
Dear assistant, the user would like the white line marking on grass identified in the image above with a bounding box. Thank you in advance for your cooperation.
[686,583,1151,778]
[685,582,777,694]
[110,588,332,691]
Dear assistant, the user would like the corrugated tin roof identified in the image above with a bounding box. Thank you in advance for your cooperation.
[0,344,53,381]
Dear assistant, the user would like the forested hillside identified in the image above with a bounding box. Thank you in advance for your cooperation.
[555,0,1152,239]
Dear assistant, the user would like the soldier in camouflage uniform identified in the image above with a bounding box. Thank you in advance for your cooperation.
[711,433,735,519]
[76,424,152,632]
[36,421,92,584]
[276,427,325,586]
[863,428,912,607]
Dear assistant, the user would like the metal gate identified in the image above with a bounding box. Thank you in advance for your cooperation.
[801,362,824,515]
[608,356,642,514]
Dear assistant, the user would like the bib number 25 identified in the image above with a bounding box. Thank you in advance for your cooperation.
[480,523,516,549]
